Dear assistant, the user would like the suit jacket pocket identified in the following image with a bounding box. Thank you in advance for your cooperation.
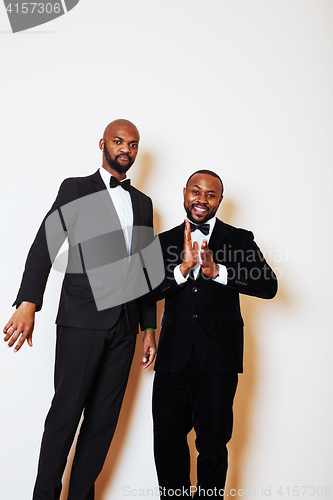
[218,314,244,328]
[66,273,105,288]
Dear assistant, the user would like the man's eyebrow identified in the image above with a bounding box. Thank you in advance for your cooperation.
[113,136,138,143]
[192,184,217,193]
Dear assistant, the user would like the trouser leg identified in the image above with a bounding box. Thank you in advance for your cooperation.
[153,371,193,499]
[187,347,238,499]
[32,313,135,500]
[153,344,238,500]
[33,326,100,500]
[67,314,135,500]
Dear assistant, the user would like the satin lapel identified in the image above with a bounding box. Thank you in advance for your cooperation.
[174,221,185,244]
[170,222,185,265]
[92,169,127,251]
[92,169,108,193]
[207,218,228,251]
[129,187,141,255]
[129,186,141,227]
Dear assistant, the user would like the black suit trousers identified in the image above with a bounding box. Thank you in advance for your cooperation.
[153,344,238,499]
[33,310,136,500]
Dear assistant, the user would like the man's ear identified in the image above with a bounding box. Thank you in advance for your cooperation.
[183,187,187,199]
[99,138,105,151]
[218,194,224,208]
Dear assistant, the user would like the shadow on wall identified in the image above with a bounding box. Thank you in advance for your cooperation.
[220,201,286,498]
[60,152,163,500]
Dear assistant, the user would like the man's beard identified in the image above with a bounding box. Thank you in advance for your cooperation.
[104,143,134,174]
[184,202,217,224]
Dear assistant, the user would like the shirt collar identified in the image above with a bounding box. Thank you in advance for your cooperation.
[185,216,216,236]
[99,166,130,189]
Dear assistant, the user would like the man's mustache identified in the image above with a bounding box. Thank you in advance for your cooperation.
[191,203,209,210]
[116,154,131,161]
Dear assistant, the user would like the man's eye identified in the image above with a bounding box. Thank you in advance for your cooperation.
[114,140,121,144]
[192,190,199,195]
[207,194,215,198]
[130,144,137,149]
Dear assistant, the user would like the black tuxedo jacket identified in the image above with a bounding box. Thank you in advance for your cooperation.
[152,219,277,373]
[14,170,156,334]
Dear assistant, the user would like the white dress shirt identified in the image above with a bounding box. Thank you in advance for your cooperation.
[174,217,228,285]
[99,167,133,253]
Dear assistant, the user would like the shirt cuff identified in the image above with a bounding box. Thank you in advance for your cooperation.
[15,302,41,312]
[212,264,228,285]
[174,264,189,285]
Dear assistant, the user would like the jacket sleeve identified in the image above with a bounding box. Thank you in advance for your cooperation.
[223,230,278,299]
[13,178,80,310]
[144,228,278,303]
[138,196,157,330]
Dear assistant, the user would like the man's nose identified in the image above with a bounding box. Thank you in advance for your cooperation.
[120,143,130,153]
[197,192,207,204]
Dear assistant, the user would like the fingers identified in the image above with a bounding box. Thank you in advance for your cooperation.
[140,331,157,369]
[15,329,34,351]
[4,324,23,351]
[3,304,36,352]
[201,239,208,251]
[140,346,156,369]
[192,241,199,268]
[200,239,211,262]
[13,333,28,352]
[184,220,192,246]
[27,331,33,347]
[3,321,34,352]
[3,323,19,344]
[3,323,14,336]
[3,320,15,335]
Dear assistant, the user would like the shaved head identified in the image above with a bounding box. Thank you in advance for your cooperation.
[99,119,140,179]
[103,119,140,141]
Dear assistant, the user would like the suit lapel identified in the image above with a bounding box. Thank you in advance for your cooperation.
[129,186,141,226]
[92,169,108,193]
[92,169,128,253]
[174,222,185,253]
[129,186,142,255]
[208,218,228,251]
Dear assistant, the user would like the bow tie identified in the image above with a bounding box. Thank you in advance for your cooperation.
[109,176,131,191]
[189,222,210,236]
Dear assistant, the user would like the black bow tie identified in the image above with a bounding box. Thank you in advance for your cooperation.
[189,222,210,236]
[109,176,131,191]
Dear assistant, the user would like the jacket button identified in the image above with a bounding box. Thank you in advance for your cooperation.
[192,314,198,318]
[192,287,198,292]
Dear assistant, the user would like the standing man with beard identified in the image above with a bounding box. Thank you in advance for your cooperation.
[3,119,157,500]
[151,170,277,499]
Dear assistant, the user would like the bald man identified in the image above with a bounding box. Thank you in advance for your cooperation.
[3,120,157,500]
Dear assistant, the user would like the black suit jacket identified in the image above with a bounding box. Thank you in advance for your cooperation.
[152,219,277,373]
[14,170,156,334]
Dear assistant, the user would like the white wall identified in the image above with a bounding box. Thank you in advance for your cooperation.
[1,1,332,499]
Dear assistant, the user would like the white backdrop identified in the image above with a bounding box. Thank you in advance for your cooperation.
[1,1,332,499]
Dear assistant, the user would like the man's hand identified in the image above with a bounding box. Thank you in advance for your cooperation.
[3,302,36,352]
[179,220,199,278]
[200,240,219,278]
[140,329,157,369]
